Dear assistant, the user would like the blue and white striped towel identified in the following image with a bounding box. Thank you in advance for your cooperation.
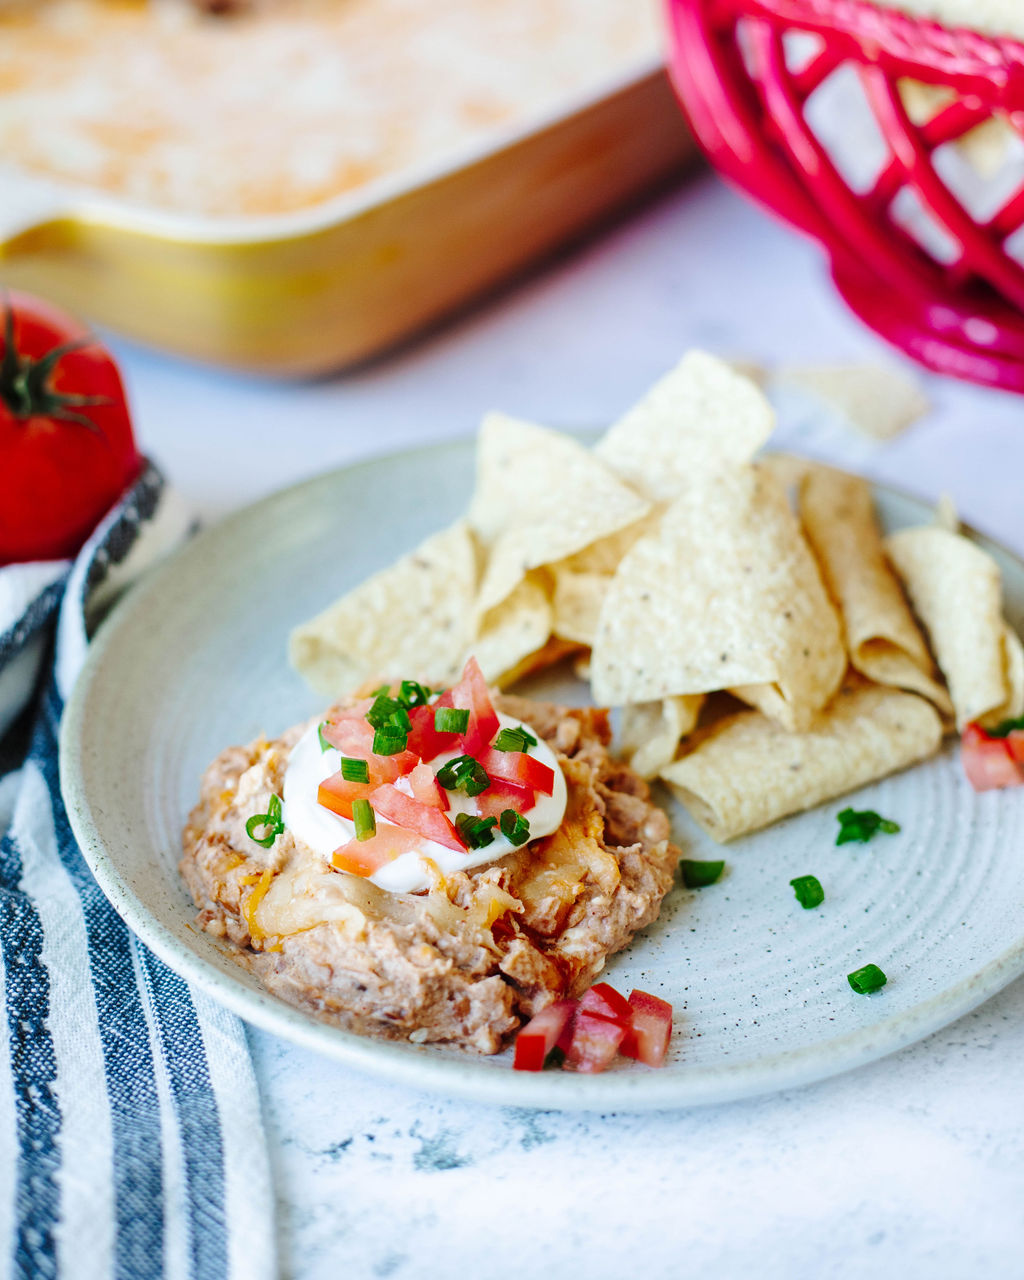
[0,464,277,1280]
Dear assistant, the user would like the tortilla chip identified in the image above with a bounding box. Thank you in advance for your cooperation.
[799,466,952,716]
[594,351,775,501]
[289,520,478,696]
[778,364,929,440]
[471,573,553,685]
[885,526,1024,729]
[494,637,585,690]
[661,676,942,842]
[467,412,649,614]
[619,695,704,780]
[551,570,609,647]
[591,463,845,729]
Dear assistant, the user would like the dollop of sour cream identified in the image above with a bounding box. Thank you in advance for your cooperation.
[282,712,567,894]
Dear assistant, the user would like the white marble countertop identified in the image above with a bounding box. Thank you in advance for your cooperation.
[107,172,1024,1280]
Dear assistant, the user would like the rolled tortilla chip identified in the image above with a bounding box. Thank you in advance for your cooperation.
[660,677,942,842]
[289,519,478,697]
[595,351,774,502]
[591,463,845,730]
[467,412,649,614]
[619,695,704,780]
[885,526,1024,729]
[799,466,952,717]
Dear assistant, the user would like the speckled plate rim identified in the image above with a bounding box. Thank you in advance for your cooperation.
[60,441,1024,1112]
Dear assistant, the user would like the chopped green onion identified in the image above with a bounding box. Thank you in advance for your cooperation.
[340,757,369,784]
[372,728,408,755]
[318,721,333,753]
[499,809,531,846]
[352,798,376,842]
[836,808,900,845]
[245,793,285,849]
[434,706,470,735]
[366,694,402,729]
[680,858,725,889]
[455,812,498,849]
[790,874,824,909]
[989,715,1024,738]
[399,680,432,708]
[848,963,887,995]
[370,684,391,698]
[388,706,411,733]
[436,754,490,796]
[494,726,538,753]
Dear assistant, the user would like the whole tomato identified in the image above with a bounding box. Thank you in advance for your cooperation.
[0,291,141,563]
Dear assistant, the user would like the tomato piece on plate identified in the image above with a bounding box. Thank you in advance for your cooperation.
[961,722,1023,791]
[406,704,459,763]
[475,779,537,820]
[368,784,466,851]
[578,982,633,1027]
[1005,729,1024,764]
[564,1010,626,1074]
[407,762,446,809]
[322,716,376,756]
[512,1001,577,1071]
[621,989,673,1067]
[318,773,370,820]
[449,656,501,756]
[477,748,556,797]
[332,824,423,876]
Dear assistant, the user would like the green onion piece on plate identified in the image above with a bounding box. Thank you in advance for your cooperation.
[366,694,401,729]
[434,706,470,735]
[680,858,725,889]
[789,874,824,909]
[340,757,370,784]
[317,721,333,753]
[499,809,531,846]
[493,726,538,753]
[989,715,1024,738]
[352,798,376,842]
[836,808,900,845]
[848,963,887,994]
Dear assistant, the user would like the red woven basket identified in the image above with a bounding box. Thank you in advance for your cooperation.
[664,0,1024,391]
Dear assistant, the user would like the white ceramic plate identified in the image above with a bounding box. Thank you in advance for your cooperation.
[61,440,1024,1110]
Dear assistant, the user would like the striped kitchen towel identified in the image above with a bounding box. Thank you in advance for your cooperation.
[0,463,277,1280]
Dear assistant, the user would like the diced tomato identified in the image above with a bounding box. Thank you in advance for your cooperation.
[564,1010,626,1073]
[1005,729,1024,764]
[318,772,371,820]
[475,779,537,820]
[477,748,556,797]
[961,722,1023,791]
[407,762,446,809]
[512,1001,577,1071]
[578,982,633,1026]
[322,716,376,755]
[332,824,422,876]
[405,703,459,763]
[368,784,466,851]
[450,656,501,755]
[621,989,673,1068]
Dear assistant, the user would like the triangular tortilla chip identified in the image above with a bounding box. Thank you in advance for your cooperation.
[885,526,1024,729]
[799,466,952,717]
[471,573,553,685]
[289,520,478,696]
[594,351,774,501]
[468,412,649,614]
[591,463,845,729]
[619,695,704,780]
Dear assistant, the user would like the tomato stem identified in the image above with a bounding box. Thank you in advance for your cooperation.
[0,295,109,431]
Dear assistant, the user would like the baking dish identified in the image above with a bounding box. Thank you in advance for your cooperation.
[0,61,694,376]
